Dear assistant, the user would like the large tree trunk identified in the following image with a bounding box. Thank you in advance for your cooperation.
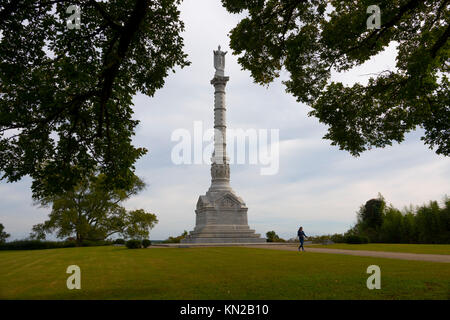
[76,232,83,246]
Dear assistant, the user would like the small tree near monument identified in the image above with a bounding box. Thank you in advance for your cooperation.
[266,231,285,242]
[30,172,158,245]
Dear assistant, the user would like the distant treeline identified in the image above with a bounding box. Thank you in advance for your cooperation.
[328,194,450,244]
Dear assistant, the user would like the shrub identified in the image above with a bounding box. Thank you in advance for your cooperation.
[0,239,115,250]
[114,238,126,245]
[330,233,345,243]
[0,240,76,251]
[310,235,333,244]
[80,240,112,247]
[344,235,369,244]
[142,239,151,248]
[126,239,142,249]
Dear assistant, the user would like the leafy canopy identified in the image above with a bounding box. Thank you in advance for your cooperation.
[0,0,189,199]
[222,0,449,156]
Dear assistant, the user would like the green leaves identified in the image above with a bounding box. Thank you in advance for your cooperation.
[30,172,158,242]
[223,0,449,156]
[0,0,189,199]
[350,194,450,244]
[123,209,158,240]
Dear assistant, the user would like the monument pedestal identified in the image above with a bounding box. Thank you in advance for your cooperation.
[182,46,265,244]
[182,190,265,243]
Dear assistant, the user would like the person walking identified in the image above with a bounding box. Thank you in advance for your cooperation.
[297,226,308,252]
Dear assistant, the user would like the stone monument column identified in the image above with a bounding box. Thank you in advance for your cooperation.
[209,46,231,192]
[181,46,265,244]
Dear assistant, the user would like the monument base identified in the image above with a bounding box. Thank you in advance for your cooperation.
[182,189,265,244]
[181,225,266,243]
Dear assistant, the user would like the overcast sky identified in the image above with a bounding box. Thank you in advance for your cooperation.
[1,0,449,241]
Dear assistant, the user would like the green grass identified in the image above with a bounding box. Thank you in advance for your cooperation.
[0,246,449,300]
[312,243,450,255]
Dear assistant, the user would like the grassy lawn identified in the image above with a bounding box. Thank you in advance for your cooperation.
[0,246,449,300]
[312,243,450,255]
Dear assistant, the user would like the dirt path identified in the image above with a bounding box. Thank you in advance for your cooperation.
[243,244,450,263]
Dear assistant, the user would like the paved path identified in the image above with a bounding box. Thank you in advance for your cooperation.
[242,244,450,263]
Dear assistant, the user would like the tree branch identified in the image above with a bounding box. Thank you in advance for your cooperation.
[89,0,123,31]
[430,23,450,58]
[97,0,150,140]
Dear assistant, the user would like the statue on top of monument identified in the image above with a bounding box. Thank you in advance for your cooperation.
[213,45,227,76]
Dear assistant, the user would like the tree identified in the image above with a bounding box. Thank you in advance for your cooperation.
[361,196,386,229]
[0,223,10,243]
[415,199,450,244]
[400,211,417,243]
[30,172,158,244]
[266,230,284,242]
[354,194,386,242]
[222,0,449,156]
[379,206,403,243]
[163,230,188,243]
[0,0,189,199]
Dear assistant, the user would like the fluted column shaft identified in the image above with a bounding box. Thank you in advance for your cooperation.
[209,75,230,190]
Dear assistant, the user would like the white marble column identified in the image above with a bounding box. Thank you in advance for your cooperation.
[209,46,231,192]
[180,46,266,244]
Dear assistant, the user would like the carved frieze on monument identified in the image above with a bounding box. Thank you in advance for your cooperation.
[211,163,230,180]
